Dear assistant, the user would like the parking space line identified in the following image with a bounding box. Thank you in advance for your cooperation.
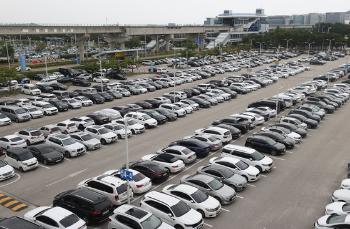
[38,164,51,169]
[236,195,245,199]
[221,208,231,212]
[273,166,277,169]
[204,223,213,228]
[270,156,285,161]
[261,174,267,178]
[247,184,256,187]
[46,169,87,187]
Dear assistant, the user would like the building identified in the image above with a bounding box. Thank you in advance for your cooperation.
[326,12,345,23]
[204,9,269,48]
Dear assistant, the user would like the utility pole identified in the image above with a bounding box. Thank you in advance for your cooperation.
[124,118,130,204]
[5,41,10,70]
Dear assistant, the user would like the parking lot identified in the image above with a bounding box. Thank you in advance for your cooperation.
[0,55,349,229]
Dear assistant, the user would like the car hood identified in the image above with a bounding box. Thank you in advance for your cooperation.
[85,138,101,145]
[260,156,273,165]
[177,208,202,225]
[44,151,63,159]
[24,206,51,221]
[66,142,85,150]
[0,164,14,175]
[158,222,175,229]
[100,132,116,138]
[200,196,220,209]
[227,174,247,186]
[216,184,236,198]
[288,132,301,139]
[334,189,350,201]
[341,179,350,189]
[245,166,260,176]
[326,202,346,214]
[316,215,330,226]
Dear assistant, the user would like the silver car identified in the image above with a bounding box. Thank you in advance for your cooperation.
[181,174,236,205]
[70,132,101,151]
[156,145,197,164]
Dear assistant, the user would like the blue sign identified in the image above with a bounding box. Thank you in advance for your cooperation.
[120,169,133,181]
[19,54,27,71]
[195,37,203,45]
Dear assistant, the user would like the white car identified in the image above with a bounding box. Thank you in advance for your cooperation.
[46,134,86,157]
[95,109,122,121]
[163,184,221,218]
[56,120,79,134]
[70,132,101,151]
[61,98,82,109]
[140,191,203,229]
[108,204,174,229]
[32,101,58,115]
[93,77,109,83]
[4,148,38,172]
[194,126,232,144]
[103,123,132,139]
[0,135,27,150]
[125,112,158,128]
[22,84,41,95]
[241,112,265,125]
[315,214,350,229]
[113,118,145,135]
[142,153,185,173]
[221,144,273,172]
[104,169,152,194]
[280,116,308,130]
[78,175,132,206]
[325,201,350,215]
[341,179,350,189]
[157,145,197,164]
[16,128,45,145]
[22,106,44,119]
[40,125,62,138]
[209,156,260,182]
[174,102,193,114]
[332,189,350,203]
[74,96,93,106]
[84,125,117,144]
[24,206,87,229]
[0,160,15,181]
[159,104,186,117]
[247,106,277,118]
[70,116,95,130]
[0,113,11,126]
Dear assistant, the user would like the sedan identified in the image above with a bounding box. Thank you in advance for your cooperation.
[157,145,197,164]
[128,161,169,183]
[315,214,350,229]
[325,202,350,215]
[245,135,286,156]
[141,153,185,173]
[169,139,211,158]
[332,189,350,203]
[28,144,64,165]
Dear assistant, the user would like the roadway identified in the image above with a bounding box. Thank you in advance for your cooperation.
[0,56,349,229]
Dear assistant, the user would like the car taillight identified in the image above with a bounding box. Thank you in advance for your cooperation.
[187,155,192,159]
[136,184,144,188]
[90,210,101,216]
[172,165,178,168]
[153,172,161,177]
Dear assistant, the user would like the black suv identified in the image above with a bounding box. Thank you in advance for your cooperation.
[53,188,113,225]
[245,135,286,156]
[0,216,44,229]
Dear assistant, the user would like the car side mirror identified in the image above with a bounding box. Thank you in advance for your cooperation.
[249,158,253,161]
[167,213,173,217]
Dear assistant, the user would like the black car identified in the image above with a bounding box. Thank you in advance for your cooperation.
[272,123,307,138]
[155,108,177,121]
[254,131,295,149]
[214,124,241,139]
[288,109,321,122]
[144,99,162,108]
[82,93,105,104]
[287,114,318,129]
[135,101,153,109]
[0,216,44,229]
[112,106,130,117]
[189,97,211,108]
[128,160,169,183]
[169,139,211,158]
[212,118,250,134]
[28,143,64,164]
[68,91,80,98]
[53,188,113,225]
[48,99,69,112]
[98,92,114,102]
[217,87,238,98]
[50,83,68,91]
[141,110,167,124]
[86,113,110,125]
[245,135,286,156]
[126,103,143,112]
[72,78,91,87]
[248,100,283,113]
[304,101,335,113]
[37,84,54,93]
[106,90,123,99]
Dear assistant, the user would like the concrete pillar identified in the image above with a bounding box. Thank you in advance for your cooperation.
[78,38,85,62]
[156,35,159,53]
[165,34,174,51]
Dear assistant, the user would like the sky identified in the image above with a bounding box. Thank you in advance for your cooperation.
[0,0,349,25]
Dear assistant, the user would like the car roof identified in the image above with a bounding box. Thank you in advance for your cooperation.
[169,184,197,195]
[70,188,107,203]
[41,207,72,221]
[223,144,255,154]
[95,174,125,186]
[215,156,240,164]
[187,174,214,183]
[116,205,150,221]
[0,216,43,229]
[144,191,179,206]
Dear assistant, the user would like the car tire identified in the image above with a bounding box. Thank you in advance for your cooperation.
[174,225,184,229]
[78,125,84,131]
[198,209,205,218]
[242,175,248,182]
[256,165,262,173]
[14,117,19,123]
[19,167,24,172]
[117,134,122,139]
[64,151,71,158]
[26,140,30,146]
[214,196,222,204]
[101,139,107,145]
[43,159,48,165]
[270,150,277,156]
[131,129,135,135]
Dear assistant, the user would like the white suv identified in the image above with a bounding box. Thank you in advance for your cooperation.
[78,174,132,206]
[159,104,186,117]
[124,112,158,128]
[140,191,203,229]
[194,126,232,144]
[56,120,79,134]
[84,125,117,144]
[163,184,221,218]
[22,84,41,95]
[221,144,273,172]
[32,101,58,115]
[16,128,45,145]
[46,134,86,157]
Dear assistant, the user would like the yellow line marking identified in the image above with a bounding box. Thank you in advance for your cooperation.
[4,200,19,207]
[0,197,12,204]
[11,203,27,212]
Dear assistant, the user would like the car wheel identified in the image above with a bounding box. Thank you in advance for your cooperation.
[26,140,30,146]
[214,196,222,204]
[198,209,205,218]
[270,150,277,156]
[174,225,184,229]
[256,166,262,172]
[131,129,135,135]
[64,151,71,158]
[242,175,249,182]
[117,134,122,139]
[14,117,19,123]
[43,159,48,165]
[101,139,107,145]
[19,167,24,172]
[78,125,84,130]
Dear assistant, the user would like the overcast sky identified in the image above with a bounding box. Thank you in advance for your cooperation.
[0,0,349,25]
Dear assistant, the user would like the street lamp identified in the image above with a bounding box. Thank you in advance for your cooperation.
[5,41,10,70]
[123,117,131,204]
[256,42,264,55]
[326,39,335,52]
[284,39,292,51]
[305,42,314,57]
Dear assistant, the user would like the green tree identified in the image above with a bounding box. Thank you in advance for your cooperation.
[0,42,14,60]
[125,37,141,49]
[0,67,17,83]
[35,42,46,53]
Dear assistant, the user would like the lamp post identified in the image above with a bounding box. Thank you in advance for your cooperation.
[326,39,335,52]
[256,42,264,55]
[123,117,130,204]
[5,41,10,70]
[284,39,292,51]
[305,42,314,57]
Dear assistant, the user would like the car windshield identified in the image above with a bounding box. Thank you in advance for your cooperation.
[81,134,93,141]
[235,161,249,170]
[141,215,162,229]
[116,183,128,194]
[42,104,53,109]
[0,113,6,118]
[30,130,42,136]
[171,201,191,217]
[10,137,23,142]
[0,160,7,167]
[191,190,208,203]
[98,128,109,134]
[60,214,80,227]
[17,151,33,161]
[208,179,224,190]
[181,148,192,155]
[62,138,75,146]
[327,215,346,224]
[15,108,27,114]
[132,172,145,182]
[127,119,138,125]
[251,152,265,161]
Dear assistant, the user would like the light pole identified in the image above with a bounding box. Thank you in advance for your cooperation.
[326,39,335,52]
[123,117,131,204]
[305,42,314,57]
[256,42,264,55]
[44,55,48,77]
[5,41,10,70]
[285,39,292,51]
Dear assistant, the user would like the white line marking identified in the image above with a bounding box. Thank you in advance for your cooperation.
[287,151,294,154]
[261,174,267,178]
[247,184,256,187]
[38,164,50,169]
[221,208,231,212]
[45,169,87,187]
[270,156,285,161]
[236,195,245,199]
[64,158,71,161]
[0,173,21,188]
[273,166,277,169]
[204,223,213,228]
